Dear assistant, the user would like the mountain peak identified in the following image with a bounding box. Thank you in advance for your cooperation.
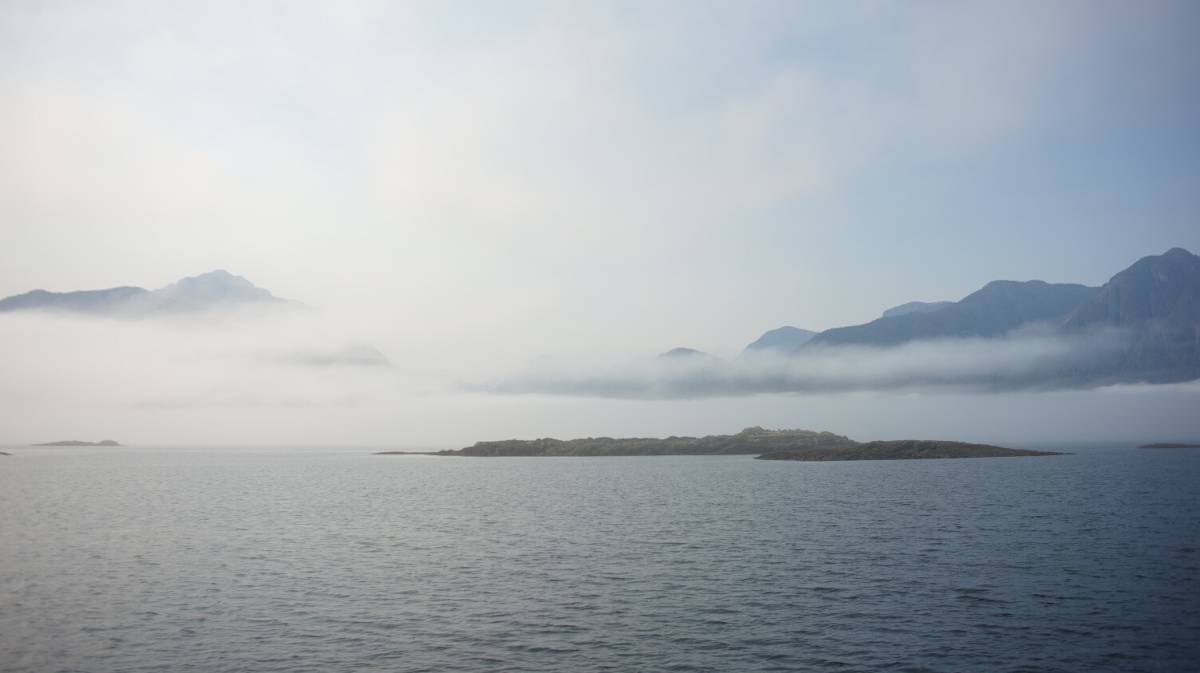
[168,269,259,288]
[0,270,290,316]
[743,326,816,355]
[1065,246,1200,330]
[658,347,710,359]
[881,300,953,319]
[192,269,236,280]
[809,280,1098,347]
[155,270,275,307]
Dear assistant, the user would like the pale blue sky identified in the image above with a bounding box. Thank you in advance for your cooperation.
[1,2,1198,445]
[3,3,1197,344]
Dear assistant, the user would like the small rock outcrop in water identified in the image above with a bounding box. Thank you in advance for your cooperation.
[756,440,1060,461]
[32,439,120,447]
[1138,442,1200,449]
[0,451,10,456]
[437,427,857,457]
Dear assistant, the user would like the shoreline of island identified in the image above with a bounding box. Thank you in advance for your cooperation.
[756,439,1059,461]
[374,427,1064,462]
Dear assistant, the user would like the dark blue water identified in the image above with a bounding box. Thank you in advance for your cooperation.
[1,447,1197,672]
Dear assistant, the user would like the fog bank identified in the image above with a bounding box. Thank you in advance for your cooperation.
[2,312,1198,448]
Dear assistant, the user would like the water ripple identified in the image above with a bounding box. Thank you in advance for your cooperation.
[1,448,1198,672]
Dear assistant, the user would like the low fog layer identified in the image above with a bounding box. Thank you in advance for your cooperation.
[2,310,1199,448]
[489,328,1132,398]
[3,3,1199,447]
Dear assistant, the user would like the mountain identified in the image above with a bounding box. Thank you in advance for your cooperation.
[881,301,953,319]
[1061,247,1200,383]
[808,280,1098,348]
[662,347,705,359]
[657,345,710,362]
[743,326,816,355]
[759,247,1198,387]
[150,270,279,312]
[1065,248,1199,329]
[0,286,150,314]
[0,270,295,317]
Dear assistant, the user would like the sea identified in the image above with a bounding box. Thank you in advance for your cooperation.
[1,446,1197,672]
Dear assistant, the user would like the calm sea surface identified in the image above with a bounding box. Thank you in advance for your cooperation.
[1,446,1197,672]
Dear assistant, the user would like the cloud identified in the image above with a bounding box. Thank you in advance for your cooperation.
[484,327,1135,399]
[0,310,407,414]
[272,344,392,368]
[2,2,1198,446]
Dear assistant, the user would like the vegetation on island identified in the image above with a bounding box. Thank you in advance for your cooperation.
[438,427,856,457]
[756,439,1060,461]
[389,428,1061,461]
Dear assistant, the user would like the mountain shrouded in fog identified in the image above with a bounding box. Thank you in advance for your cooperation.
[738,248,1199,381]
[804,281,1098,347]
[880,301,955,319]
[524,247,1200,398]
[0,270,299,317]
[1060,247,1200,384]
[6,249,1199,393]
[742,327,817,355]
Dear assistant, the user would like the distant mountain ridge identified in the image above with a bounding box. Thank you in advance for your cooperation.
[658,347,710,359]
[742,326,816,355]
[1060,247,1200,383]
[0,270,298,317]
[733,247,1199,386]
[881,301,953,319]
[807,280,1098,348]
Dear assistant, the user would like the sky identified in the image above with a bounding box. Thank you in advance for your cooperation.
[2,1,1199,447]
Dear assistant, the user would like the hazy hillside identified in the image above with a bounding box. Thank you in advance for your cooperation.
[808,281,1098,347]
[1062,247,1200,383]
[743,326,816,355]
[881,301,953,319]
[0,270,295,317]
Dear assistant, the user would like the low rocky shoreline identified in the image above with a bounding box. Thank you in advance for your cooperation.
[434,427,855,457]
[757,439,1061,461]
[376,428,1062,462]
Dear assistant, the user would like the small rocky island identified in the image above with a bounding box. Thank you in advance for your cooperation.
[430,427,855,457]
[756,439,1059,461]
[32,439,121,447]
[1138,442,1200,449]
[377,428,1061,461]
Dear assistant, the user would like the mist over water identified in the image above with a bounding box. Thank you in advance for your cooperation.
[3,310,1200,448]
[3,2,1200,671]
[2,447,1197,672]
[490,327,1133,398]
